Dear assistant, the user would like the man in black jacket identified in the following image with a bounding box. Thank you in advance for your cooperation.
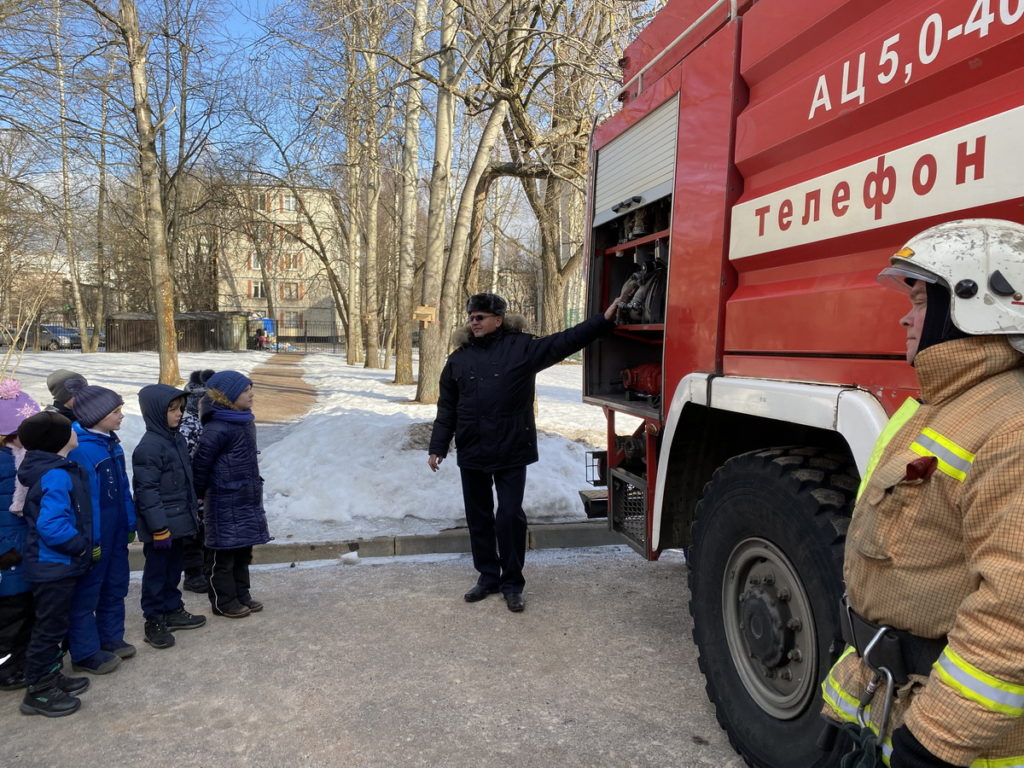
[428,293,620,612]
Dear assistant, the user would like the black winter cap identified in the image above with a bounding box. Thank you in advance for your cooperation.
[18,411,73,454]
[466,293,507,316]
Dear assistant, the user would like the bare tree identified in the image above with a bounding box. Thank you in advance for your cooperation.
[393,0,428,385]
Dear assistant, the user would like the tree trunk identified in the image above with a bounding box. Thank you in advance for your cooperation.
[394,0,427,386]
[362,49,382,369]
[52,1,89,353]
[121,0,179,383]
[414,0,457,403]
[345,154,363,365]
[90,58,112,353]
[438,103,508,347]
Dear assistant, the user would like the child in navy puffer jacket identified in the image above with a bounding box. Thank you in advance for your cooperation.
[0,379,41,692]
[65,380,136,675]
[17,412,93,717]
[192,371,270,619]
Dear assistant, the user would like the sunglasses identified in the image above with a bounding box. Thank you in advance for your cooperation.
[468,313,496,322]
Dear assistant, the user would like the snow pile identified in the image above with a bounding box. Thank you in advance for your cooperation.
[6,350,637,542]
[260,355,626,541]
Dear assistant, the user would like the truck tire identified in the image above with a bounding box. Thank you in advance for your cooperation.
[688,447,856,768]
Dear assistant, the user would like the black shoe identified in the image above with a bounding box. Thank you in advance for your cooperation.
[239,597,263,613]
[55,673,90,695]
[464,584,499,602]
[144,616,175,649]
[183,574,210,594]
[165,607,207,631]
[0,668,26,691]
[20,675,81,717]
[101,641,137,659]
[71,650,121,675]
[211,601,251,618]
[505,593,525,613]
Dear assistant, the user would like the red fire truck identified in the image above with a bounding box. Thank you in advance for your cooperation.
[582,0,1024,765]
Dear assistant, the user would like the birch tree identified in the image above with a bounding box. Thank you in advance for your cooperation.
[80,0,179,382]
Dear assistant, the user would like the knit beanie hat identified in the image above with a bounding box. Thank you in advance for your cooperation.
[0,379,41,436]
[46,369,88,405]
[186,368,215,393]
[17,411,73,453]
[206,370,252,404]
[66,379,124,428]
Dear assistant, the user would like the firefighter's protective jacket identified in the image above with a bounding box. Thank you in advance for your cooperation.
[822,335,1024,766]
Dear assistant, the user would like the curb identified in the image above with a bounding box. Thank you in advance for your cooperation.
[127,520,622,570]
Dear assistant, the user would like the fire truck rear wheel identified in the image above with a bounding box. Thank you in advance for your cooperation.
[688,446,855,768]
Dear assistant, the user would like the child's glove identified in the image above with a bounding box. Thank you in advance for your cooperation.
[91,545,102,562]
[152,528,172,550]
[127,531,137,544]
[0,547,21,570]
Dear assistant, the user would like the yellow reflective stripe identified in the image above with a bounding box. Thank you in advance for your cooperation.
[826,649,1024,768]
[935,647,1024,716]
[971,757,1024,767]
[909,427,976,482]
[822,647,893,765]
[857,398,921,501]
[822,647,862,723]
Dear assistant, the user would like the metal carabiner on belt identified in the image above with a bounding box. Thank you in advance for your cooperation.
[856,624,897,738]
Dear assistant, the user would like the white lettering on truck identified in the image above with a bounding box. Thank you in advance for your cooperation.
[809,0,1024,120]
[729,105,1021,260]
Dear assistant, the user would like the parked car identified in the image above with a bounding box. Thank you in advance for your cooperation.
[2,324,81,350]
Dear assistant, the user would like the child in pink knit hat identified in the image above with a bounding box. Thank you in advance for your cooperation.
[0,378,41,690]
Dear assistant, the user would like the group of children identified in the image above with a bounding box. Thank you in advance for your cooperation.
[0,367,270,717]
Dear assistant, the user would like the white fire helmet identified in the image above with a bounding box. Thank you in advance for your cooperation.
[878,218,1024,349]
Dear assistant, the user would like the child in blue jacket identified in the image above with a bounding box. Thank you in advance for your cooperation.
[16,412,93,716]
[64,380,136,674]
[0,379,41,691]
[132,384,206,650]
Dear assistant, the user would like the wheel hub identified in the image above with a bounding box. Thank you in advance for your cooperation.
[739,583,791,668]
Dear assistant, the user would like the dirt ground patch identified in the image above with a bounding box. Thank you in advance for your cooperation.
[250,353,315,425]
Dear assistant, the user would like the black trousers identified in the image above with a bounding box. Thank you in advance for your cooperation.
[208,546,253,611]
[459,465,527,595]
[25,577,77,685]
[0,591,34,676]
[181,530,206,578]
[141,540,185,619]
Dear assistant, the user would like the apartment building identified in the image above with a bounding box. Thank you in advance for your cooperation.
[217,185,340,336]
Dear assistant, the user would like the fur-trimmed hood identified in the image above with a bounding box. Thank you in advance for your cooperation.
[451,313,528,348]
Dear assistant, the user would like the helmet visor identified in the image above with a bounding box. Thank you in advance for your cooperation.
[876,262,940,294]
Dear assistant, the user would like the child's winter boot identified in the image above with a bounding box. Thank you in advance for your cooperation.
[20,674,81,717]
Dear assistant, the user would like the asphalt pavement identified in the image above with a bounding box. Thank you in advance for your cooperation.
[3,546,745,768]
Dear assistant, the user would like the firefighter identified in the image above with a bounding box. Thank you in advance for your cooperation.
[821,219,1024,767]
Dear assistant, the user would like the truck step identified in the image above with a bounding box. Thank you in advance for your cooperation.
[578,489,608,519]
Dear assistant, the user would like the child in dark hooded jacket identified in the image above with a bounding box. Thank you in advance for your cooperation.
[132,385,206,650]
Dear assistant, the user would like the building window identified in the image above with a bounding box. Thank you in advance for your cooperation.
[251,281,267,299]
[283,194,297,212]
[253,192,268,211]
[249,252,262,270]
[281,282,301,300]
[283,223,303,244]
[281,311,303,329]
[282,252,302,270]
